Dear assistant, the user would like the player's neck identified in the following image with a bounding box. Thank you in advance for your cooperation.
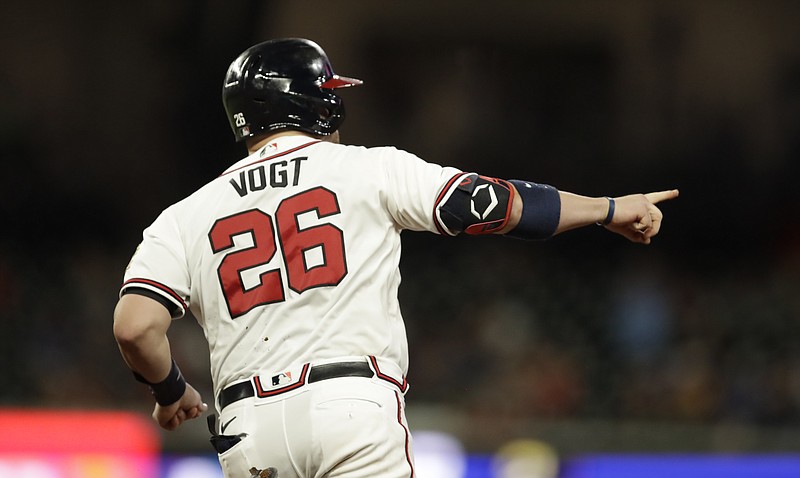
[246,130,339,154]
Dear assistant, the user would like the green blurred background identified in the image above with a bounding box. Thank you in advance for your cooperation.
[2,0,800,458]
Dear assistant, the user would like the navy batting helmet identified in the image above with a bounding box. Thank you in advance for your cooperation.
[222,38,362,142]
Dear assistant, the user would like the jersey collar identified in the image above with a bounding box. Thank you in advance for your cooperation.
[221,134,320,177]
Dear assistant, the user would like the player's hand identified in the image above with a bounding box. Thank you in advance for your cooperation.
[153,383,208,431]
[604,189,679,244]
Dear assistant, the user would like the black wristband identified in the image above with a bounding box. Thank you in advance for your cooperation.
[597,197,615,226]
[132,359,187,406]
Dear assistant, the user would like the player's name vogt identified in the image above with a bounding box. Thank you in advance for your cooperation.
[229,156,307,197]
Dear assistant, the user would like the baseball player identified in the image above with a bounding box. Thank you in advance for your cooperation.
[113,38,678,478]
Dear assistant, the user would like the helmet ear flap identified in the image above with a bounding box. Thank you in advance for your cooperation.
[316,105,333,120]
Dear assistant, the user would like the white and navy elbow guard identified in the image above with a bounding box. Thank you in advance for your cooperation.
[434,173,515,236]
[433,174,560,240]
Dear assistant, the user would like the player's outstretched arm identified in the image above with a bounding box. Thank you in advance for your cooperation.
[499,183,678,244]
[555,189,679,244]
[437,174,677,243]
[113,294,208,430]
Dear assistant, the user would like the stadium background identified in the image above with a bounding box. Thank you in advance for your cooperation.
[2,1,800,476]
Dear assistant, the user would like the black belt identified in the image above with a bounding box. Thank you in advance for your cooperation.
[218,361,375,410]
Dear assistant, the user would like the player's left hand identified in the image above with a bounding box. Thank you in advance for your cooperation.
[153,383,208,431]
[604,189,679,244]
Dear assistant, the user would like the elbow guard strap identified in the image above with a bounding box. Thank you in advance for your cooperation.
[505,180,561,240]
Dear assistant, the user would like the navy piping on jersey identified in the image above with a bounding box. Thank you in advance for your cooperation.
[221,140,320,177]
[122,278,187,311]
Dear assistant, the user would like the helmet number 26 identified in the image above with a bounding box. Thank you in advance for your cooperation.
[208,187,347,319]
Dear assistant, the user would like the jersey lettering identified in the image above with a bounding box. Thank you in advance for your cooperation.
[209,187,347,318]
[229,157,308,197]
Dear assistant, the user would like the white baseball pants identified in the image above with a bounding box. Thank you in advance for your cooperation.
[216,373,415,477]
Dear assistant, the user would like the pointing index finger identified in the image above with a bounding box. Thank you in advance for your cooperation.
[645,189,679,204]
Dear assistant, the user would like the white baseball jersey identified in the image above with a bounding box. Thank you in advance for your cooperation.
[121,134,461,396]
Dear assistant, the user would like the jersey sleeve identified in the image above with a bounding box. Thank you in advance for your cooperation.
[120,207,190,318]
[377,147,463,233]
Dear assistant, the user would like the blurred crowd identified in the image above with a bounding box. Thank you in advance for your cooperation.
[402,237,800,426]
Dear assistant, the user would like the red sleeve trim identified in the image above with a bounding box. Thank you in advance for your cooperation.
[122,278,188,311]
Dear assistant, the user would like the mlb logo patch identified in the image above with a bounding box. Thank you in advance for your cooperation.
[271,371,293,386]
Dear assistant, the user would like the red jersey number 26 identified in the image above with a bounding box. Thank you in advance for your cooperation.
[208,187,347,319]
